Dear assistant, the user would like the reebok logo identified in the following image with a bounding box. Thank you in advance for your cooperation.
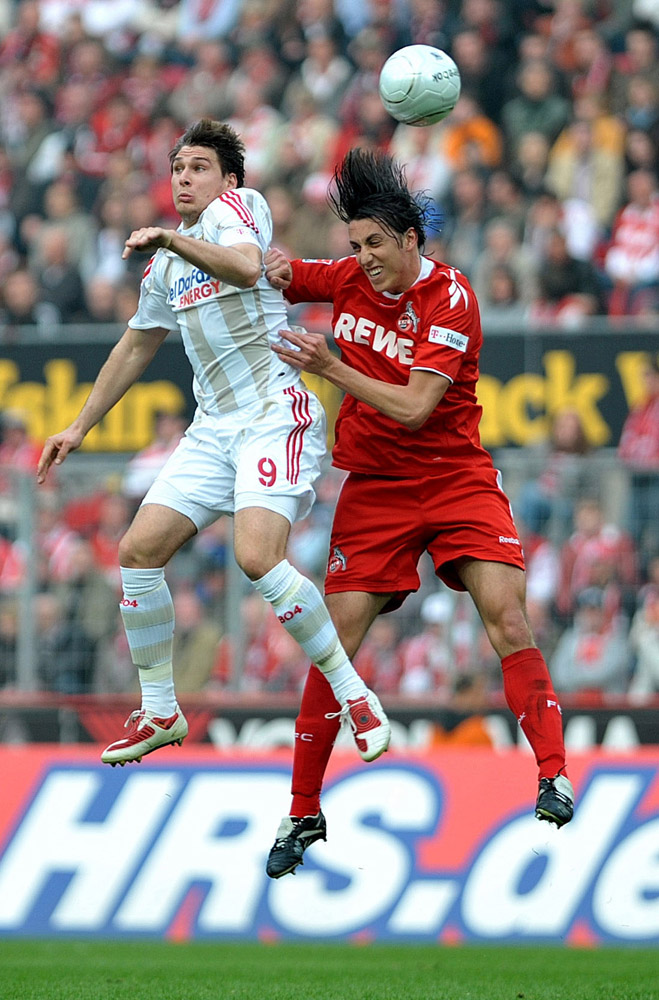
[499,536,520,545]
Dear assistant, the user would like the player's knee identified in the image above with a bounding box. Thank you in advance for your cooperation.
[488,606,533,655]
[118,531,160,568]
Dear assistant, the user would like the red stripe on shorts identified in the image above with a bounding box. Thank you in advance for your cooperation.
[284,386,312,484]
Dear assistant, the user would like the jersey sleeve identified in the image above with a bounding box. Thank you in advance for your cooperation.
[203,189,270,254]
[128,251,178,332]
[411,267,481,383]
[286,257,344,304]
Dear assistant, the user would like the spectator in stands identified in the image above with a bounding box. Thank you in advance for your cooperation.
[566,27,613,102]
[545,118,623,248]
[167,39,233,124]
[290,28,353,119]
[0,1,60,89]
[354,614,402,695]
[0,408,43,497]
[5,89,56,228]
[516,516,560,653]
[500,59,571,156]
[451,28,506,124]
[388,122,453,204]
[398,591,455,699]
[617,355,659,562]
[471,217,538,310]
[170,587,223,693]
[441,166,489,278]
[628,580,659,702]
[511,131,550,199]
[608,26,659,114]
[516,407,599,543]
[531,227,606,324]
[550,585,633,697]
[0,536,23,595]
[440,93,503,174]
[273,83,339,190]
[556,496,638,621]
[604,168,659,316]
[52,536,119,653]
[35,590,96,694]
[122,409,187,509]
[31,225,88,323]
[485,170,528,237]
[226,79,285,189]
[477,264,528,326]
[0,597,18,687]
[0,266,58,334]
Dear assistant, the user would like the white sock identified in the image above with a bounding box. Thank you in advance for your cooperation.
[120,566,177,716]
[252,559,368,704]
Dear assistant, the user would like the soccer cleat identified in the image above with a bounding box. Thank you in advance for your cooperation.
[266,811,327,879]
[327,689,391,762]
[101,706,188,765]
[535,773,574,827]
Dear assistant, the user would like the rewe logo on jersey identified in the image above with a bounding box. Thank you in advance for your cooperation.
[334,313,414,364]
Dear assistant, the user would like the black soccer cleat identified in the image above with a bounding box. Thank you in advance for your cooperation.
[266,811,327,879]
[535,774,574,828]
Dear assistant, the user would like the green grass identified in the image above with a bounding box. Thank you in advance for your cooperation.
[0,940,657,1000]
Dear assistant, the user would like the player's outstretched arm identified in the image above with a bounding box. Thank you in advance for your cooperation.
[36,325,169,484]
[122,227,261,289]
[273,328,449,430]
[264,247,293,290]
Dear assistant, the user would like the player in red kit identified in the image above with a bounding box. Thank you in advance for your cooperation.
[264,148,573,878]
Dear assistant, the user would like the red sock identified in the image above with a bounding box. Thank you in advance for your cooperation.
[501,647,567,780]
[290,665,341,817]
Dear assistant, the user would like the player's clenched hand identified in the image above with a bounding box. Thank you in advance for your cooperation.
[272,329,332,376]
[265,248,293,290]
[36,427,85,484]
[122,227,174,259]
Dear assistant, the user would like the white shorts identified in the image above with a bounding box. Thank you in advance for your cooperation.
[142,385,327,531]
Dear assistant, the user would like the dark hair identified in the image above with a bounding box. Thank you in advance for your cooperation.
[169,119,246,187]
[329,148,429,249]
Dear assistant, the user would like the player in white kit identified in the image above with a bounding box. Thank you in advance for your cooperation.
[37,120,390,765]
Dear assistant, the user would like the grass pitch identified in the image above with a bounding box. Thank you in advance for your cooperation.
[0,939,656,1000]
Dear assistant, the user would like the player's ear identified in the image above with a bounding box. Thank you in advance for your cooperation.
[404,228,418,250]
[224,172,239,190]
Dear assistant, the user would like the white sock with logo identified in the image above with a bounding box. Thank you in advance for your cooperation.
[120,566,177,716]
[252,559,367,705]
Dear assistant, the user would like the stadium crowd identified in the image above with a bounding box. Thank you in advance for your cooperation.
[0,0,658,704]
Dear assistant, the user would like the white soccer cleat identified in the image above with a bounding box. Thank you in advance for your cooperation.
[101,706,188,766]
[327,689,391,762]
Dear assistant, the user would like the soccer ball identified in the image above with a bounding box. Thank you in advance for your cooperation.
[378,44,461,127]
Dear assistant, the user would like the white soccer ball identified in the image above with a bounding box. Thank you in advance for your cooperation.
[379,44,461,127]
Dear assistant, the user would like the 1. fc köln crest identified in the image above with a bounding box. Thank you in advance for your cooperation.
[328,546,347,573]
[397,301,419,334]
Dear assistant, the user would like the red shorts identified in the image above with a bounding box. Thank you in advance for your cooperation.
[324,468,525,611]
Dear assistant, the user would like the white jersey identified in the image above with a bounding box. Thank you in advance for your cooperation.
[128,187,301,414]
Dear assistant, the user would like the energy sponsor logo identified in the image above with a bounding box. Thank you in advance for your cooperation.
[0,757,657,942]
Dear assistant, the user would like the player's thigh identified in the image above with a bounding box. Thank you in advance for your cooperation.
[119,503,198,567]
[234,387,326,521]
[233,506,291,579]
[325,590,392,659]
[324,475,427,599]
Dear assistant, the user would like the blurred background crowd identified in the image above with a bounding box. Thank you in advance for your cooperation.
[0,0,658,709]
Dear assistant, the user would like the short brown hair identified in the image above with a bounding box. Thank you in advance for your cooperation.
[169,119,246,187]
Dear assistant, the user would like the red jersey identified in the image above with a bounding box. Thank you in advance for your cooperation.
[286,255,494,478]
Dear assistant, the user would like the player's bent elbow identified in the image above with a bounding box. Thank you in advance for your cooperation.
[400,405,434,431]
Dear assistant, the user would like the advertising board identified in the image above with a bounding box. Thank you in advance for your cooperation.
[0,747,657,944]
